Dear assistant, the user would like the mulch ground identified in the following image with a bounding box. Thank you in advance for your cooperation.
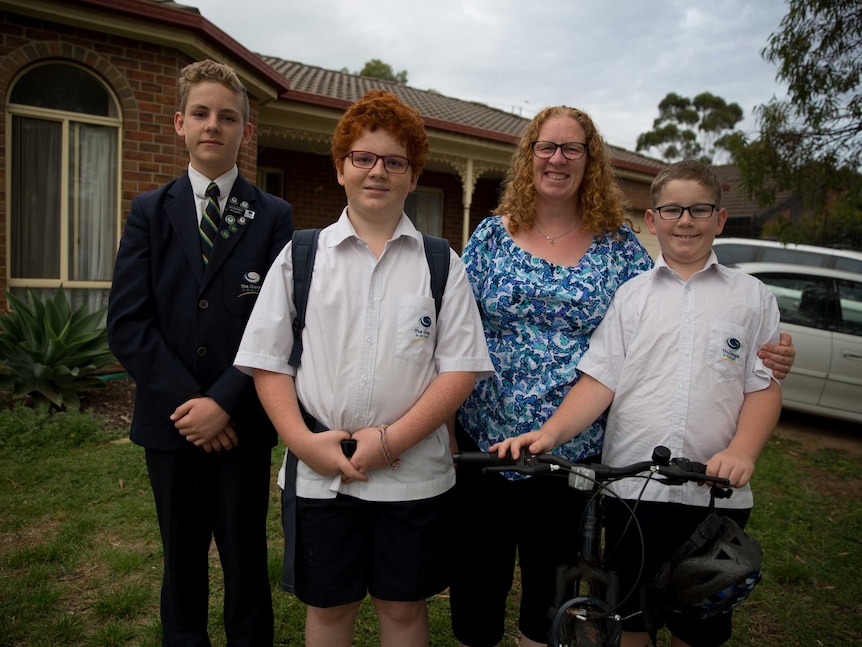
[79,375,136,430]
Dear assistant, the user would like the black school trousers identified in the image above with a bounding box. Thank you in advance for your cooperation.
[145,443,273,647]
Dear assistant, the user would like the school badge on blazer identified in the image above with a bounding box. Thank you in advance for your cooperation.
[238,270,262,299]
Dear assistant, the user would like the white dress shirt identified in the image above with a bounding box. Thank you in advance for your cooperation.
[577,253,780,509]
[187,163,237,225]
[235,211,493,501]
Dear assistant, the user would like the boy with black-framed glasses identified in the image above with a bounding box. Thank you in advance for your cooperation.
[493,159,782,647]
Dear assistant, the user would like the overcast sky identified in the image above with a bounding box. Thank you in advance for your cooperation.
[188,0,790,154]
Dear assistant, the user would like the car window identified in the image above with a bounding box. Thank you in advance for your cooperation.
[756,273,834,329]
[759,248,829,267]
[713,244,758,265]
[836,279,862,336]
[833,257,862,274]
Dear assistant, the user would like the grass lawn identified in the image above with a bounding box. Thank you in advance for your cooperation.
[0,388,860,646]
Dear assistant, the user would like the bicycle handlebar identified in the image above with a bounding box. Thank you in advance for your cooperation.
[453,445,731,491]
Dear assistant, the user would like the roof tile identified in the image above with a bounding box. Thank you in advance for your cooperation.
[262,56,530,138]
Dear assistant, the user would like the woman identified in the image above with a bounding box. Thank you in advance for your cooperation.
[448,106,794,647]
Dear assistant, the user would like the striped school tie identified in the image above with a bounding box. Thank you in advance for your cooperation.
[199,181,221,265]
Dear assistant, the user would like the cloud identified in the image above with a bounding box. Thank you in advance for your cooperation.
[192,0,788,150]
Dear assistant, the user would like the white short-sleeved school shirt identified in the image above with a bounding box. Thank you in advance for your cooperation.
[235,211,493,502]
[577,253,780,509]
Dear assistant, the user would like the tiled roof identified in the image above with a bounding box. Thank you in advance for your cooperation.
[149,0,201,11]
[713,165,796,220]
[713,165,759,218]
[262,56,529,140]
[607,147,665,173]
[145,2,663,171]
[261,56,666,173]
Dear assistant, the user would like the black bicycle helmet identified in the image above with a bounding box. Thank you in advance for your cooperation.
[662,514,763,619]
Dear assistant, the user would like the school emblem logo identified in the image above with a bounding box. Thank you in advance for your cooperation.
[238,271,262,298]
[720,337,742,363]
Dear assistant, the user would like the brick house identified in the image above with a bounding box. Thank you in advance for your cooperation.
[713,165,801,239]
[0,0,664,313]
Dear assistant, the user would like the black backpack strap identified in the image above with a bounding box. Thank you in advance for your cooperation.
[282,230,322,593]
[288,229,321,368]
[422,234,450,318]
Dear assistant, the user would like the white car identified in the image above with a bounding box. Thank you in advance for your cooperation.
[734,262,862,424]
[714,238,862,274]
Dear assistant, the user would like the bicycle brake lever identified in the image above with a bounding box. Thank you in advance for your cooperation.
[670,457,703,473]
[482,451,541,475]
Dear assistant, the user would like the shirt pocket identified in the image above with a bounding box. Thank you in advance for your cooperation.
[394,294,437,365]
[708,320,749,379]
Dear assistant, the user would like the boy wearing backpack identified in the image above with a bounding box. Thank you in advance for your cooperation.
[234,89,492,647]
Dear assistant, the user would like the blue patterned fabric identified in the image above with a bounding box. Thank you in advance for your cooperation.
[458,216,653,478]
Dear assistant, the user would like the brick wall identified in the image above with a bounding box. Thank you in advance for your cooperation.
[618,176,653,215]
[0,9,264,311]
[255,146,507,254]
[257,148,343,230]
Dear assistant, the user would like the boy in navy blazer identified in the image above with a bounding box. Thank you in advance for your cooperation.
[107,59,293,646]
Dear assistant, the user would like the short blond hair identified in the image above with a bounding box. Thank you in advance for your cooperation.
[178,59,250,125]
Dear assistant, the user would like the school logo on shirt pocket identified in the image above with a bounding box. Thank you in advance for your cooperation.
[414,315,433,342]
[709,322,747,378]
[721,337,742,364]
[396,295,436,364]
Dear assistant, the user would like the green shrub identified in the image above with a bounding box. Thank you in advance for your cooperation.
[0,287,116,410]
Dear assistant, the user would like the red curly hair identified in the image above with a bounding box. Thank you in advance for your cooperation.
[331,89,429,181]
[498,106,631,236]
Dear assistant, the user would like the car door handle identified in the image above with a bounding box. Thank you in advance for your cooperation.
[841,351,862,360]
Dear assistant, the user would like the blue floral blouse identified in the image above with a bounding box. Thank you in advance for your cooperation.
[458,216,653,476]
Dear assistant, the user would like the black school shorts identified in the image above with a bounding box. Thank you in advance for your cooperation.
[294,489,453,608]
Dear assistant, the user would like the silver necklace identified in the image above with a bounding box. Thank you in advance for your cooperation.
[534,222,577,246]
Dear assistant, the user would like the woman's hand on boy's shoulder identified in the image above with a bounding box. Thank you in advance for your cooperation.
[758,332,796,380]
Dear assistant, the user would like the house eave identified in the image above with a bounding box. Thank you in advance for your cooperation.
[0,0,290,103]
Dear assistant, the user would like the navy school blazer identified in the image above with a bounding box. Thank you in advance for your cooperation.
[107,173,294,451]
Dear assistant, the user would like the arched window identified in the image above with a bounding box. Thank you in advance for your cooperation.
[7,62,121,310]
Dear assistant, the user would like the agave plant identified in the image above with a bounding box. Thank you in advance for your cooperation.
[0,287,117,410]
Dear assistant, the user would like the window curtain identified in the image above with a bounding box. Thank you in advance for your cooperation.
[11,116,61,278]
[71,123,117,311]
[406,191,443,236]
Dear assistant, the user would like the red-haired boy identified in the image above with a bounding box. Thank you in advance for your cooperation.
[235,90,492,646]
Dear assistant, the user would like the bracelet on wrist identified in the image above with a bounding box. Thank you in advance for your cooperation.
[378,423,399,470]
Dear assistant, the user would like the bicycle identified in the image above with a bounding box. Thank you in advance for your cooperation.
[453,445,732,647]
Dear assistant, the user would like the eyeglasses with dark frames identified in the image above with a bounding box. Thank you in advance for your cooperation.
[531,141,587,161]
[653,204,718,220]
[343,151,411,174]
